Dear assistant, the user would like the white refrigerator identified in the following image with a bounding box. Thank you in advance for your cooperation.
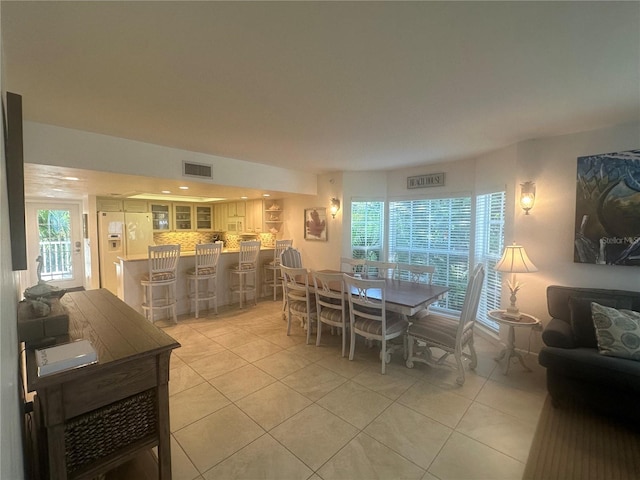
[98,211,154,295]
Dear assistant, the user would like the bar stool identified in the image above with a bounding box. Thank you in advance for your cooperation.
[229,240,261,308]
[186,242,222,318]
[141,244,180,323]
[263,239,293,301]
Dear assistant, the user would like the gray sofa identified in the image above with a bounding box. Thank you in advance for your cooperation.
[538,285,640,425]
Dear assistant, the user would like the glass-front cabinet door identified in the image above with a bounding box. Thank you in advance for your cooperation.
[150,203,171,231]
[195,205,213,231]
[173,203,193,231]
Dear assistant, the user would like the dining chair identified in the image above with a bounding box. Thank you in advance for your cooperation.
[279,246,303,316]
[263,239,293,300]
[186,242,222,318]
[343,274,408,374]
[340,257,367,275]
[366,260,398,279]
[312,270,348,357]
[396,263,435,285]
[405,263,485,385]
[229,240,261,308]
[141,244,180,324]
[281,265,316,344]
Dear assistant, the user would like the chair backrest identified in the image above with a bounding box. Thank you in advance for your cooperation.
[280,265,310,300]
[366,260,398,279]
[148,244,180,274]
[273,239,293,265]
[397,263,435,284]
[312,270,346,313]
[343,274,387,327]
[281,247,302,268]
[457,263,485,339]
[195,242,222,272]
[340,257,367,275]
[239,240,261,268]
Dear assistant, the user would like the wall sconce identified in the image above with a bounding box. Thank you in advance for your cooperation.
[330,197,341,218]
[520,181,536,215]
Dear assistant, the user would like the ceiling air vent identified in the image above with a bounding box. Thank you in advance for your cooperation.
[183,161,213,179]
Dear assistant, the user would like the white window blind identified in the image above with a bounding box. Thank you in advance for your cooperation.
[351,201,384,261]
[475,191,506,331]
[389,197,471,312]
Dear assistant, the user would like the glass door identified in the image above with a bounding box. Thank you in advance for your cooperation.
[25,202,84,289]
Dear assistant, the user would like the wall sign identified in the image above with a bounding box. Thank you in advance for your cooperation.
[407,173,445,189]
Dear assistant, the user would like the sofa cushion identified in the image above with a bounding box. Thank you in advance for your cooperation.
[541,317,576,348]
[591,303,640,361]
[568,296,632,348]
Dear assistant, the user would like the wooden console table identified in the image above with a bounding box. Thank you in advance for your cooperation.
[24,289,180,479]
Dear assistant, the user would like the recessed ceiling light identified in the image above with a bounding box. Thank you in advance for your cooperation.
[52,188,63,192]
[179,186,189,190]
[63,176,79,181]
[161,190,171,194]
[262,193,270,197]
[240,196,248,199]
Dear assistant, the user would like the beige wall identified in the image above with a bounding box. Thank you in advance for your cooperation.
[0,12,27,476]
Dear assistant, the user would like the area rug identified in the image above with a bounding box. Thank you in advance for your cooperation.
[523,396,640,479]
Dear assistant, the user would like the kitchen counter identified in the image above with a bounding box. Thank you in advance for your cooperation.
[117,246,274,262]
[116,247,276,318]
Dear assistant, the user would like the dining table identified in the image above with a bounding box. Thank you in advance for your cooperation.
[317,270,450,317]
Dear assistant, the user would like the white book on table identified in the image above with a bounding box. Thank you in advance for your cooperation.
[35,339,98,377]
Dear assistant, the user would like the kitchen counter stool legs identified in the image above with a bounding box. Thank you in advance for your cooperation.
[187,242,222,318]
[229,240,261,308]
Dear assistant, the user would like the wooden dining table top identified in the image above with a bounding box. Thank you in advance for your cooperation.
[313,270,450,317]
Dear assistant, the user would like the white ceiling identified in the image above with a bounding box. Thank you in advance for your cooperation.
[3,1,640,198]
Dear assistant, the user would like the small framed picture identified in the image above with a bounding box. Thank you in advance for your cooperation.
[304,207,327,241]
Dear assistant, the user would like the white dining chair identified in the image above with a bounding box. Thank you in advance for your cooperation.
[312,270,348,357]
[343,274,408,374]
[366,260,398,279]
[396,263,435,284]
[340,257,367,275]
[405,263,485,385]
[281,265,316,344]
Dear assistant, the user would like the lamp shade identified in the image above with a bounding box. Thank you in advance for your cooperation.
[495,244,538,273]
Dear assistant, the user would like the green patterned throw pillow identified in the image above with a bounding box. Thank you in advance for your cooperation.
[591,302,640,361]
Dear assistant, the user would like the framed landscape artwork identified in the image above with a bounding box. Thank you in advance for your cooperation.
[574,149,640,266]
[304,207,327,241]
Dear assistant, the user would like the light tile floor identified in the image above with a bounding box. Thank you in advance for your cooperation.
[157,300,547,480]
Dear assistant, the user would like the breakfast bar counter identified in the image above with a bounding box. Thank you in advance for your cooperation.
[117,247,275,317]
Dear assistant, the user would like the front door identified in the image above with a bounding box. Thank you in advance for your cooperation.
[25,202,85,289]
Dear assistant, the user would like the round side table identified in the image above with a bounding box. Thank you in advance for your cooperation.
[488,310,541,375]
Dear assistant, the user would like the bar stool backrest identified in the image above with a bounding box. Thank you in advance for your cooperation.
[195,242,222,274]
[272,239,293,266]
[239,240,261,269]
[148,244,180,279]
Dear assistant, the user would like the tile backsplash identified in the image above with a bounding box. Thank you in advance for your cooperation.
[153,231,275,251]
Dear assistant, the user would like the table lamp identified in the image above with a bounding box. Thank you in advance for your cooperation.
[495,243,538,319]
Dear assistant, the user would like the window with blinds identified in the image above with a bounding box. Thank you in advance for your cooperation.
[475,191,506,331]
[388,197,472,312]
[350,201,384,261]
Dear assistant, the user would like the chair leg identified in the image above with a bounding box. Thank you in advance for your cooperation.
[341,325,347,357]
[381,338,387,375]
[239,272,244,308]
[195,277,200,319]
[306,315,312,345]
[316,318,322,347]
[468,337,478,370]
[454,347,465,386]
[213,276,218,315]
[349,330,356,361]
[286,304,292,336]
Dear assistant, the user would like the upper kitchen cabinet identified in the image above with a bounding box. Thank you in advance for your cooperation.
[245,200,264,233]
[173,203,193,231]
[150,203,172,231]
[227,201,246,217]
[97,197,123,212]
[213,203,228,231]
[264,199,283,234]
[195,205,213,231]
[123,199,148,213]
